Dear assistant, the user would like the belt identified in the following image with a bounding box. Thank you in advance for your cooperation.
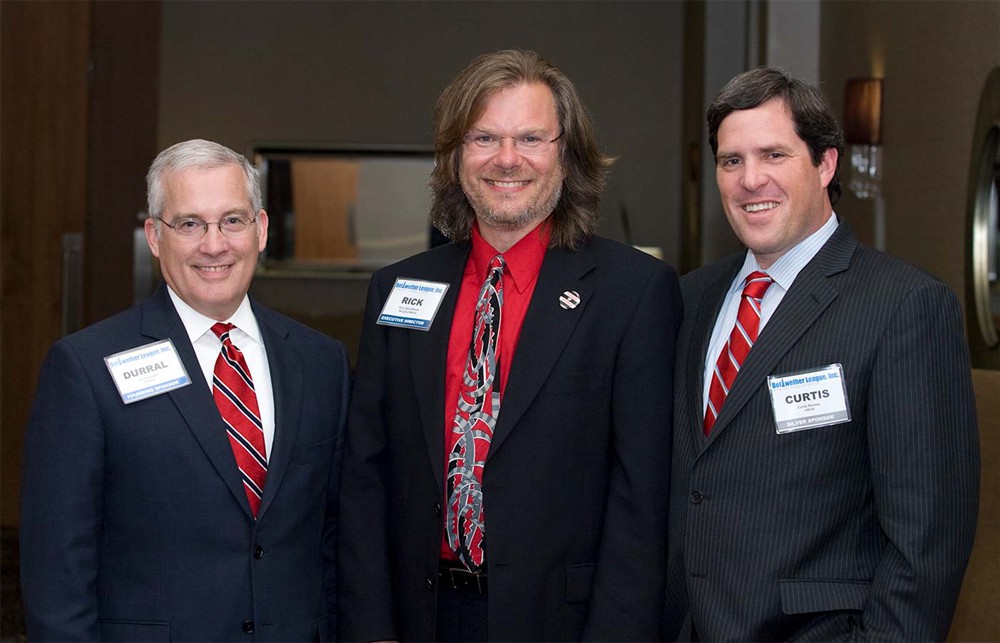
[438,560,488,594]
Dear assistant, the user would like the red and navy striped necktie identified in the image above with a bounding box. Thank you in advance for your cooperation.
[211,322,267,517]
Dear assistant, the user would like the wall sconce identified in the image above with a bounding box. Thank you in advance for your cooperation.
[844,78,883,200]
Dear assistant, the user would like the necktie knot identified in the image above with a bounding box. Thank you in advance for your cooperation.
[742,271,773,301]
[488,255,505,281]
[211,322,235,341]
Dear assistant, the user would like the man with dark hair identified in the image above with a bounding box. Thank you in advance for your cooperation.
[339,49,681,641]
[664,67,979,641]
[20,139,350,640]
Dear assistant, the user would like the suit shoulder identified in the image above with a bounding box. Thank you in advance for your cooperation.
[587,236,678,277]
[252,302,347,353]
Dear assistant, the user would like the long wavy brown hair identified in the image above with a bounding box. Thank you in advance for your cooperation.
[430,50,615,250]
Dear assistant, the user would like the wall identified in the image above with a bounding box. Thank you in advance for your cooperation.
[157,1,685,264]
[820,0,1000,304]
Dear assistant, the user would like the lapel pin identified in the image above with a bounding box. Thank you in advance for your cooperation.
[559,290,581,310]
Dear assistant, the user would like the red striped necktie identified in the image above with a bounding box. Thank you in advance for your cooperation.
[211,322,267,517]
[704,271,773,435]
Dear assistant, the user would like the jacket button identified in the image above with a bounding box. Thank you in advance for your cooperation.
[242,620,254,633]
[253,545,264,559]
[690,490,704,504]
[426,576,434,590]
[434,502,442,516]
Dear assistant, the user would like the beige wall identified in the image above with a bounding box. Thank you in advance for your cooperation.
[820,0,1000,306]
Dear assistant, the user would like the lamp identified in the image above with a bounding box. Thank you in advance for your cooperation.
[843,78,883,199]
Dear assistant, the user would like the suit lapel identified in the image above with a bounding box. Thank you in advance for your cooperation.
[409,244,470,489]
[140,286,254,517]
[704,226,857,448]
[253,304,303,520]
[683,259,742,447]
[487,245,596,460]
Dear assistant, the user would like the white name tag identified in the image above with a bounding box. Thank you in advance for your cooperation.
[767,364,851,434]
[377,278,450,331]
[105,339,191,404]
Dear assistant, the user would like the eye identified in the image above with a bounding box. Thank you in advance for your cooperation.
[519,135,543,146]
[471,134,497,146]
[222,215,245,226]
[175,219,203,232]
[767,152,785,160]
[719,157,742,168]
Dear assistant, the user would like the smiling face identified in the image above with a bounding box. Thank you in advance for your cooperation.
[459,82,565,250]
[145,164,267,320]
[715,97,837,268]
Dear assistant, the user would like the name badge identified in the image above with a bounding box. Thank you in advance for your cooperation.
[767,363,851,434]
[105,339,191,404]
[377,278,449,331]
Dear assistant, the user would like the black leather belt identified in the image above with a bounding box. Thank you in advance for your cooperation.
[438,560,488,594]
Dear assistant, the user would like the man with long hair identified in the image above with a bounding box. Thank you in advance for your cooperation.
[339,50,681,641]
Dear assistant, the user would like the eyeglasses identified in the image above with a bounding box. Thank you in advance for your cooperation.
[462,131,563,155]
[155,214,257,239]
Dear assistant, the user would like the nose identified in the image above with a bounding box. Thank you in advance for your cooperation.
[492,137,524,170]
[740,159,768,191]
[198,223,229,254]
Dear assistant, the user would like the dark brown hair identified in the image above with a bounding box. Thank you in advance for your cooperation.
[707,67,845,205]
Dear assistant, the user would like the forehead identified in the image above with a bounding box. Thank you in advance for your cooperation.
[163,164,248,204]
[471,82,559,131]
[717,97,802,150]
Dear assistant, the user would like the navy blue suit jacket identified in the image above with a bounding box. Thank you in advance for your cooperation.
[20,285,350,641]
[338,236,682,641]
[664,225,979,641]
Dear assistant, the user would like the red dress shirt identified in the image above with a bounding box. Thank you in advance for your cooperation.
[440,222,549,560]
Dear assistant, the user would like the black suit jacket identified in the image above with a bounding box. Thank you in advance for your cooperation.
[663,225,980,641]
[338,236,682,641]
[20,285,350,641]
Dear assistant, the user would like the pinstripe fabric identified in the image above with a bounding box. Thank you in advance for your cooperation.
[664,225,980,642]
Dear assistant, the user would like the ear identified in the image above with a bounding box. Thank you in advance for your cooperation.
[256,210,269,253]
[144,218,161,258]
[818,147,838,190]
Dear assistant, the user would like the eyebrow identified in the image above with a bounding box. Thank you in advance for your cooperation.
[173,208,251,219]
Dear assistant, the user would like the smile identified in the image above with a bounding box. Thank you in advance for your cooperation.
[485,179,530,188]
[197,265,231,272]
[743,201,779,213]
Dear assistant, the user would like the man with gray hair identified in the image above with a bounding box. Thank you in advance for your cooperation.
[20,138,350,640]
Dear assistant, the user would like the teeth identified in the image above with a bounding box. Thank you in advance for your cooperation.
[489,180,528,188]
[199,266,228,272]
[744,202,778,212]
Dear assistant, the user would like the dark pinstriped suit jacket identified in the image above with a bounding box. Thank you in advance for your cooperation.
[663,224,979,641]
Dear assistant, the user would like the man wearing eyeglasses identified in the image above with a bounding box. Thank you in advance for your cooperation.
[338,50,682,642]
[20,139,350,641]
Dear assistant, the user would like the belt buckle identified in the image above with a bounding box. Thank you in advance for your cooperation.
[440,563,487,594]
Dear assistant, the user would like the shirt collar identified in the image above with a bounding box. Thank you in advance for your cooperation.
[166,286,261,346]
[738,211,839,293]
[470,221,550,294]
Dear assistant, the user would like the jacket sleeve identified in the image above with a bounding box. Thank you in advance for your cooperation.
[582,261,683,641]
[861,279,979,640]
[337,274,399,641]
[20,341,106,641]
[323,341,351,641]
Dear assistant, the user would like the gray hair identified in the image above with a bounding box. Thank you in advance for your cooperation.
[146,139,261,226]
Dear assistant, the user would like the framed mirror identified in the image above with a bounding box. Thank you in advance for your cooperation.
[965,67,1000,369]
[252,144,437,272]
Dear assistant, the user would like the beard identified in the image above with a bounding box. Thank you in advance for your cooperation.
[461,172,564,233]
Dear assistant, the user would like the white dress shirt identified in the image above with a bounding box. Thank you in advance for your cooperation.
[167,287,275,458]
